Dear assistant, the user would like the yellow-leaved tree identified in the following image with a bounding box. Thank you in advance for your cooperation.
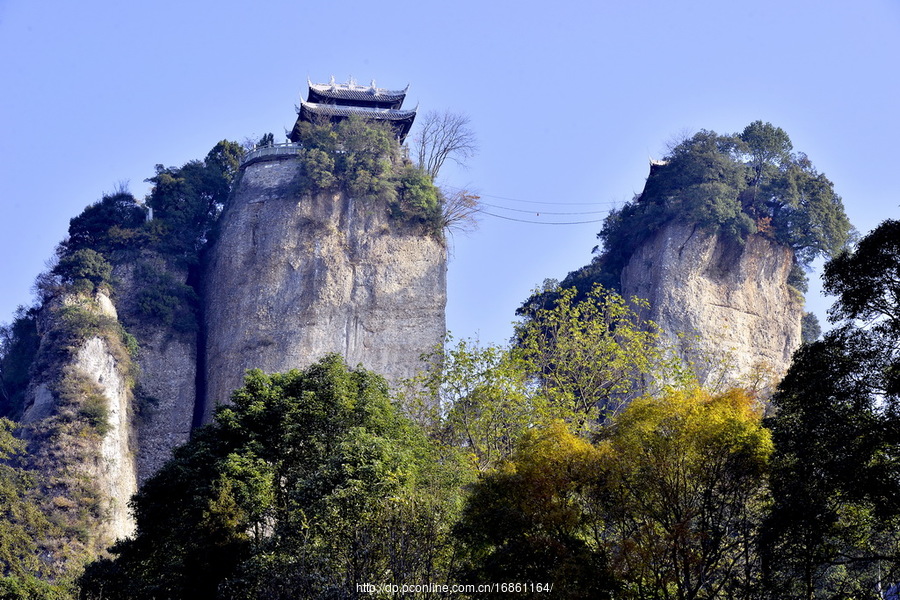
[598,388,772,599]
[454,421,617,599]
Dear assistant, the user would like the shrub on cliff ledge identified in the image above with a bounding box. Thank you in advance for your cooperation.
[293,116,446,234]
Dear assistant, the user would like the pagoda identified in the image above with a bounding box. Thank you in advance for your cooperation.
[289,77,417,144]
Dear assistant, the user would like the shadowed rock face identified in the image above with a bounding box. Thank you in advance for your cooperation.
[621,221,803,388]
[202,157,447,421]
[112,259,196,485]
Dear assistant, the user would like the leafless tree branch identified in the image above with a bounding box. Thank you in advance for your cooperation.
[411,110,477,181]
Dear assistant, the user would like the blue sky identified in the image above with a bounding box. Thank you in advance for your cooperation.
[1,0,898,347]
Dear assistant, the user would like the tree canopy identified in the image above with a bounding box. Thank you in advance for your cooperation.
[291,116,446,233]
[599,388,772,599]
[145,139,244,258]
[514,284,689,427]
[79,355,465,599]
[455,388,772,600]
[549,122,854,300]
[764,219,900,598]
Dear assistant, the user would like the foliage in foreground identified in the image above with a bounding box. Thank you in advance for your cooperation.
[599,388,771,598]
[79,355,467,599]
[514,284,692,426]
[763,219,900,599]
[456,388,771,600]
[399,283,691,473]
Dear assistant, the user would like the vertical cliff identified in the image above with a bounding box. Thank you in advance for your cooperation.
[16,255,200,572]
[20,291,137,572]
[111,257,196,484]
[620,221,804,388]
[202,156,447,420]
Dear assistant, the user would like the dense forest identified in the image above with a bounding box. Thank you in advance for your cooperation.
[1,120,898,599]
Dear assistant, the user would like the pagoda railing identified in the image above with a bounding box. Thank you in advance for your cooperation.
[241,141,411,166]
[241,142,303,165]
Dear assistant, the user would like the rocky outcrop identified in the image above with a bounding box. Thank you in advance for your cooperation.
[14,154,448,573]
[72,334,136,542]
[620,221,803,388]
[20,291,137,570]
[112,258,196,484]
[203,157,447,421]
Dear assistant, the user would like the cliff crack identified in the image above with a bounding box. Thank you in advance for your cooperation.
[678,223,700,258]
[707,302,762,318]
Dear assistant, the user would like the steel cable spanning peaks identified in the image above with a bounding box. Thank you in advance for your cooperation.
[440,185,617,225]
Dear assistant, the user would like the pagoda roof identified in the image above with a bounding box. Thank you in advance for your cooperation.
[298,101,416,122]
[308,78,409,107]
[290,100,417,143]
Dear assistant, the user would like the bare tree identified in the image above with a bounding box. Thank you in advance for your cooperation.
[411,110,477,181]
[441,188,480,235]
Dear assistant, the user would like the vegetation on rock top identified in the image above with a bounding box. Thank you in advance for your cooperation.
[529,122,853,308]
[290,116,446,234]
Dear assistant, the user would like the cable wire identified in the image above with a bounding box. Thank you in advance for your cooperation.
[442,184,619,207]
[478,201,607,215]
[478,210,606,225]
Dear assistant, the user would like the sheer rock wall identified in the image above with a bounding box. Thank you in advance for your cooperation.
[202,157,447,421]
[21,292,137,568]
[620,221,803,388]
[112,259,196,485]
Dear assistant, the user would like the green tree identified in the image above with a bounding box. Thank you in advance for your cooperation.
[80,355,463,599]
[51,248,112,295]
[393,165,442,230]
[515,284,688,429]
[823,218,900,329]
[145,140,243,258]
[763,219,900,599]
[291,115,451,234]
[399,336,549,472]
[598,388,772,600]
[800,311,821,344]
[58,192,146,258]
[292,115,400,200]
[740,120,792,188]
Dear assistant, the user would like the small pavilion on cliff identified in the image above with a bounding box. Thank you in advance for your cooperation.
[289,77,417,143]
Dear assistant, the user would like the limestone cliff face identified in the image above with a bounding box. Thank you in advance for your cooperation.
[15,154,447,570]
[21,292,137,569]
[620,221,803,388]
[202,157,447,420]
[72,334,136,542]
